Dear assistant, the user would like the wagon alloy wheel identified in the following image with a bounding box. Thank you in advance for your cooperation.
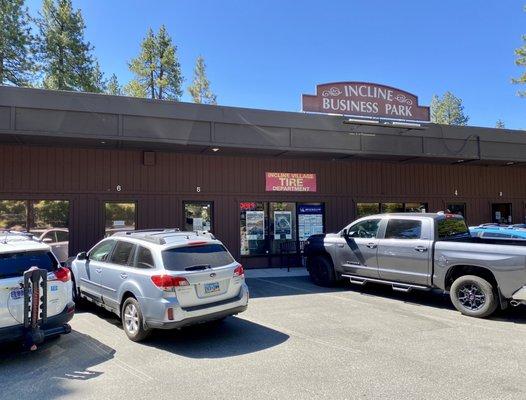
[457,283,486,311]
[450,274,498,318]
[121,297,150,342]
[124,304,139,335]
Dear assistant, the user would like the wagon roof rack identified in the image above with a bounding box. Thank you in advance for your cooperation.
[0,230,36,244]
[113,228,215,245]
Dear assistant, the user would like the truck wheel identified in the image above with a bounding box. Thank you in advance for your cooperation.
[308,256,336,287]
[121,297,150,342]
[450,275,498,318]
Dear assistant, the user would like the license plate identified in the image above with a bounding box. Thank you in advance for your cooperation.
[204,282,220,294]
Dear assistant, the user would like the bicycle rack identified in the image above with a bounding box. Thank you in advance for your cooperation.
[22,267,48,350]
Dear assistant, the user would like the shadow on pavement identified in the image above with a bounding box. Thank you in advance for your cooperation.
[247,275,526,322]
[142,316,289,358]
[76,298,289,358]
[0,330,115,399]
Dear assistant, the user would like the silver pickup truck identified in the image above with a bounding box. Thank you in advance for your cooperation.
[304,212,526,318]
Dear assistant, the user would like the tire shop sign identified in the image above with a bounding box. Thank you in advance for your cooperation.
[302,82,430,122]
[266,172,317,192]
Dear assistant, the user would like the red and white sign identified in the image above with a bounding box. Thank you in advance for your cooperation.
[265,172,317,192]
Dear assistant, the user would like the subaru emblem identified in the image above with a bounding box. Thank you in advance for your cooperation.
[210,272,216,278]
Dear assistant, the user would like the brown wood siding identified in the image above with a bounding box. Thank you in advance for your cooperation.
[1,143,526,265]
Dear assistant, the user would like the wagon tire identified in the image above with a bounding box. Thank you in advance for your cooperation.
[450,275,498,318]
[121,297,150,342]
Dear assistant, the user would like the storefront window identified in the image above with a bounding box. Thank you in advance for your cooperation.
[184,201,213,232]
[30,200,69,229]
[404,203,428,213]
[0,200,27,231]
[356,203,380,218]
[381,203,404,213]
[240,202,268,256]
[298,203,324,250]
[447,203,466,218]
[104,202,136,237]
[270,202,297,254]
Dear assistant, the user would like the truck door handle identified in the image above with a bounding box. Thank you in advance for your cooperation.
[414,246,428,252]
[366,243,377,249]
[120,273,128,279]
[95,268,102,273]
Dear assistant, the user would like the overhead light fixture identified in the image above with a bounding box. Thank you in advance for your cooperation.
[343,118,380,125]
[343,118,426,130]
[211,147,219,152]
[100,141,106,144]
[506,161,515,166]
[456,159,465,163]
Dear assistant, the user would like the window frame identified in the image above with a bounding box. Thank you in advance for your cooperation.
[346,218,382,239]
[103,200,138,237]
[182,200,214,232]
[134,245,156,269]
[108,240,137,266]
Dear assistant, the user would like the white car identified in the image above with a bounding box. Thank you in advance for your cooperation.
[0,232,75,346]
[69,229,249,341]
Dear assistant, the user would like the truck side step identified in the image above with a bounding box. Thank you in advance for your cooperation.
[342,274,430,292]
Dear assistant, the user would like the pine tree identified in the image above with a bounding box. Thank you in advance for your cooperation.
[126,25,183,100]
[512,5,526,96]
[188,56,217,104]
[89,61,106,93]
[0,0,35,86]
[495,119,505,129]
[37,0,99,91]
[106,73,122,95]
[430,91,469,125]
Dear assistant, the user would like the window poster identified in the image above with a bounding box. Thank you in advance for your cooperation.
[246,211,265,240]
[298,214,324,241]
[274,211,292,240]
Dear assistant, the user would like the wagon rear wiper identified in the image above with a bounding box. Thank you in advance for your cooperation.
[184,264,211,271]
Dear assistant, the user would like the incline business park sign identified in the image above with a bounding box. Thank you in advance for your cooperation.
[302,82,430,122]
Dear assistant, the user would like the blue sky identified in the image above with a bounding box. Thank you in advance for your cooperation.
[26,0,526,129]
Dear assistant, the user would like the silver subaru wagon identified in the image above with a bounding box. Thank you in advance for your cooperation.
[69,229,249,341]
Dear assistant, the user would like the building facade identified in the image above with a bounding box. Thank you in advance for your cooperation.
[1,86,526,267]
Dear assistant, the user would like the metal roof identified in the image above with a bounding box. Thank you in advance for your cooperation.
[1,85,526,166]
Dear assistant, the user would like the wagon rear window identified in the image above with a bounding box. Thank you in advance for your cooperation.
[162,244,235,271]
[0,251,57,279]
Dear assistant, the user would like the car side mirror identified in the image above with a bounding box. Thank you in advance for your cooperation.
[342,228,349,238]
[77,251,88,261]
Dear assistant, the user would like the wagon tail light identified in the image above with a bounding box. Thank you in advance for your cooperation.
[151,275,190,291]
[52,267,71,282]
[233,264,244,277]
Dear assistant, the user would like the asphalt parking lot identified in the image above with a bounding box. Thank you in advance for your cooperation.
[2,274,526,400]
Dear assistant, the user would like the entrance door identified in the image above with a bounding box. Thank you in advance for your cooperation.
[492,203,512,224]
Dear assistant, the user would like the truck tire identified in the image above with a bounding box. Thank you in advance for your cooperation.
[121,297,150,342]
[308,256,337,287]
[450,275,498,318]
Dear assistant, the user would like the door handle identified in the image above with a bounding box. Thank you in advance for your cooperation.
[95,268,102,273]
[337,243,344,248]
[120,273,128,279]
[366,243,377,249]
[414,246,428,252]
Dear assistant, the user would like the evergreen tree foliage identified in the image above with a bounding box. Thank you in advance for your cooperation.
[126,25,183,100]
[37,0,99,91]
[512,5,526,96]
[106,73,122,95]
[430,91,469,125]
[188,55,217,104]
[0,0,35,86]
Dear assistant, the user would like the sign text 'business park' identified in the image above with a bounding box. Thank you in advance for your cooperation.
[302,82,430,122]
